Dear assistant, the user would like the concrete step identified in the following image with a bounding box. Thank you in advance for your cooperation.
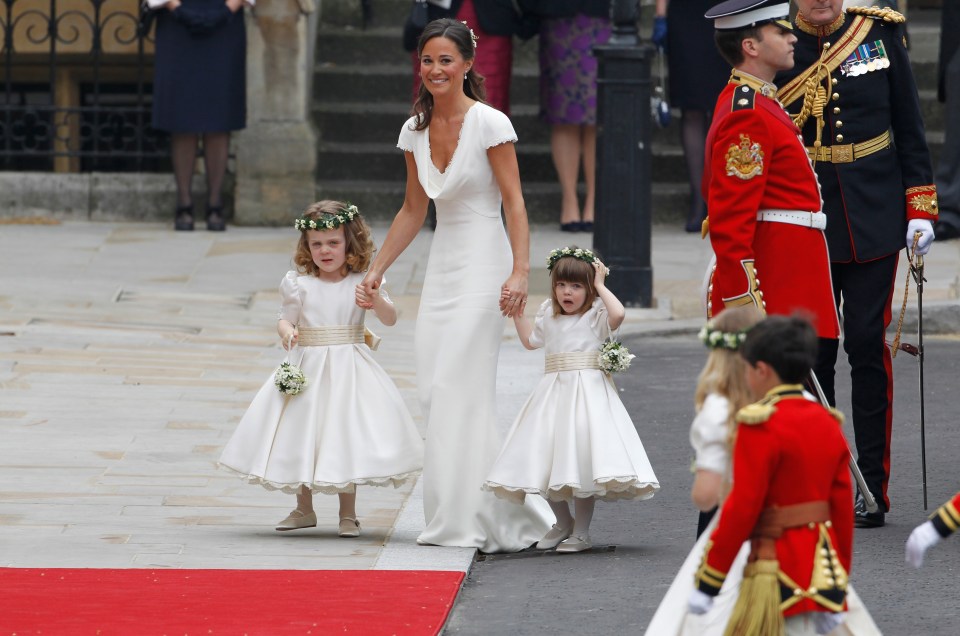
[313,62,543,105]
[316,140,691,183]
[311,101,684,146]
[315,178,694,225]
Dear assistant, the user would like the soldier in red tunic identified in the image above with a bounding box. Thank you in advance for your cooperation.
[905,492,960,568]
[689,314,855,635]
[702,0,839,344]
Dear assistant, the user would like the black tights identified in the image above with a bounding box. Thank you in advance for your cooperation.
[171,132,230,209]
[680,110,711,227]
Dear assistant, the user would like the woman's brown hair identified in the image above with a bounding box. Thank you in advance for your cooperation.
[411,18,487,132]
[549,253,598,316]
[293,200,375,277]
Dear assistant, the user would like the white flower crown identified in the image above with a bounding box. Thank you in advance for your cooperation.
[294,203,360,231]
[698,323,749,351]
[546,246,606,273]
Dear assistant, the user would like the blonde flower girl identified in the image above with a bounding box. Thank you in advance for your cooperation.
[219,201,424,537]
[483,247,659,552]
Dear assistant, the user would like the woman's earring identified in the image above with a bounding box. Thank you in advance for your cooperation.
[464,73,468,80]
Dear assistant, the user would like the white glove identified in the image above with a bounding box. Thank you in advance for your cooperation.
[905,520,942,568]
[688,588,714,615]
[906,219,935,255]
[813,612,845,635]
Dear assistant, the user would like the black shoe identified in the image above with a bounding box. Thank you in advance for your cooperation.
[560,222,581,232]
[579,221,594,233]
[174,205,194,231]
[206,206,226,232]
[854,492,885,528]
[934,220,960,241]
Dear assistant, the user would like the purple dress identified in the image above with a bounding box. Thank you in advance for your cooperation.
[537,14,611,125]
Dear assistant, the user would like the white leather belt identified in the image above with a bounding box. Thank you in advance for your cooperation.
[545,352,601,373]
[756,209,826,230]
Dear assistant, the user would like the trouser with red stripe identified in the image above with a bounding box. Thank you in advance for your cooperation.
[813,253,898,512]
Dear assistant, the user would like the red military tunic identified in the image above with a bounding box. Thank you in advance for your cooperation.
[931,492,960,538]
[704,72,840,339]
[694,385,854,618]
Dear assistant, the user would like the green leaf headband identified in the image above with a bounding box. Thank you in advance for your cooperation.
[698,323,750,351]
[546,247,605,273]
[294,203,360,231]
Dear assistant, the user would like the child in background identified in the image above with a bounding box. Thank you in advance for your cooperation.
[483,247,659,553]
[219,201,423,538]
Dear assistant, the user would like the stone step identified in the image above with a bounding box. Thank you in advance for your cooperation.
[313,62,543,105]
[316,140,690,183]
[311,101,683,146]
[315,178,694,225]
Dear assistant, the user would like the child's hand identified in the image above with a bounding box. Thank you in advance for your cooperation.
[281,328,298,350]
[593,260,610,287]
[355,284,375,310]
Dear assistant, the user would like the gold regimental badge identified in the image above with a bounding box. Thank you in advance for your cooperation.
[726,134,764,180]
[909,194,938,214]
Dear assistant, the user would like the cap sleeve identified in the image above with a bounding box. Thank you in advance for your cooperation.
[397,116,420,153]
[277,271,302,324]
[690,394,731,474]
[588,298,611,340]
[378,274,394,305]
[479,106,518,149]
[527,299,552,349]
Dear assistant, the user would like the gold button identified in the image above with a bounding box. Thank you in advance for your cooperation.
[825,520,833,528]
[794,588,803,596]
[832,93,840,101]
[833,107,841,115]
[832,78,838,86]
[836,121,843,128]
[808,586,818,594]
[808,522,816,529]
[836,134,844,143]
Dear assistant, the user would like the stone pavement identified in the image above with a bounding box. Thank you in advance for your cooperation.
[1,221,958,575]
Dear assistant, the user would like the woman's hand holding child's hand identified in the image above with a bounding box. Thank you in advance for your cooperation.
[499,272,528,318]
[355,284,376,310]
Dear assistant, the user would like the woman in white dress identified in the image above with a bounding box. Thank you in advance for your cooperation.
[358,19,551,552]
[645,307,880,636]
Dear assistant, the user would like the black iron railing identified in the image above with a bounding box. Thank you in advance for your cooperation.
[0,0,168,171]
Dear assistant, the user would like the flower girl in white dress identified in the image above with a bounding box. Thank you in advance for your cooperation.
[483,248,660,552]
[219,201,424,538]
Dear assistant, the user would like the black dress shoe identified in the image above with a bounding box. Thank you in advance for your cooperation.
[579,221,594,232]
[206,206,226,232]
[854,492,885,528]
[934,220,960,241]
[174,205,194,231]
[560,222,581,232]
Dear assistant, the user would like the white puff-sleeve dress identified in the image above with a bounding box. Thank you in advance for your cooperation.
[218,270,424,494]
[483,298,660,503]
[644,393,880,636]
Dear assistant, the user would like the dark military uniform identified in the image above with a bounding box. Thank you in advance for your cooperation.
[776,6,938,520]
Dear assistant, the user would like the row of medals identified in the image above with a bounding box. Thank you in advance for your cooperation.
[841,55,890,77]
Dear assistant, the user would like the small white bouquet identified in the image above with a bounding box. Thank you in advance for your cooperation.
[599,340,635,374]
[275,361,307,396]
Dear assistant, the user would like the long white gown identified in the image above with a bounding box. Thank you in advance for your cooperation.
[644,394,881,635]
[397,102,552,552]
[483,299,660,503]
[218,271,424,494]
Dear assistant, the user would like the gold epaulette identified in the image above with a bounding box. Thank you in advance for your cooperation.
[846,6,905,24]
[736,402,776,425]
[827,406,845,426]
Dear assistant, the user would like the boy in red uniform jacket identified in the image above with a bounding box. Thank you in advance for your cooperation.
[689,314,854,635]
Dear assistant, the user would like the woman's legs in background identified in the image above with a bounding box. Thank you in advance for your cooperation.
[552,124,583,228]
[581,125,597,225]
[202,132,230,231]
[680,109,710,232]
[171,133,198,230]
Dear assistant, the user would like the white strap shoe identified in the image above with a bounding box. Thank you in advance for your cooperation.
[536,523,573,550]
[275,509,317,532]
[338,517,361,538]
[555,534,592,553]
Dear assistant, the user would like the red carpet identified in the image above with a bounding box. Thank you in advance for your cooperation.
[0,568,464,635]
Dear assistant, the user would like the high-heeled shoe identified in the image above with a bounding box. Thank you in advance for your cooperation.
[560,222,581,232]
[580,221,594,233]
[174,205,194,231]
[206,206,226,232]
